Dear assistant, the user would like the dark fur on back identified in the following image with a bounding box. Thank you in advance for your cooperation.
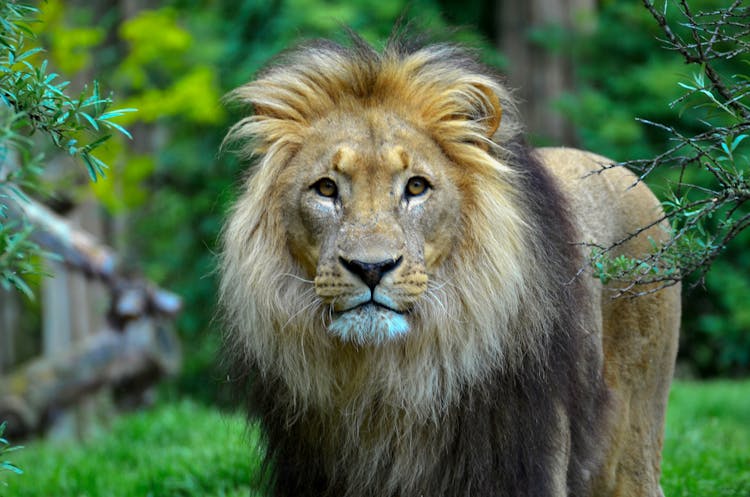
[224,34,609,497]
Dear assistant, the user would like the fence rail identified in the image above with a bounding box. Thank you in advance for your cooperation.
[0,187,182,439]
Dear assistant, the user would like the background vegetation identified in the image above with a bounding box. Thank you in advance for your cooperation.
[0,0,132,296]
[1,0,748,493]
[3,0,746,395]
[41,0,750,387]
[562,1,750,376]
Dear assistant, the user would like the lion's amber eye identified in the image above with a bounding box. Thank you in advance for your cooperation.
[313,178,338,198]
[405,176,429,198]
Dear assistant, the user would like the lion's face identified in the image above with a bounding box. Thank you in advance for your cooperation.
[223,42,527,358]
[279,110,463,343]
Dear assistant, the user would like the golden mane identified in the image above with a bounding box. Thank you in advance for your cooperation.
[225,37,523,173]
[222,37,557,400]
[220,35,591,494]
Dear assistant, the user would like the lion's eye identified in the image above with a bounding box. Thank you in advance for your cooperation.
[405,176,430,198]
[313,178,338,198]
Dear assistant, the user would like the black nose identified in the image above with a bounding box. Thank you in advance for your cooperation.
[340,256,403,290]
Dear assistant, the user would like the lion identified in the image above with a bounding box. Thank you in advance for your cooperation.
[220,34,681,497]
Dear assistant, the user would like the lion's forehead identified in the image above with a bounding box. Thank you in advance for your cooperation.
[311,110,435,177]
[331,143,410,180]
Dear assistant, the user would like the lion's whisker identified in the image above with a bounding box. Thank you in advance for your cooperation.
[281,296,321,332]
[280,272,315,284]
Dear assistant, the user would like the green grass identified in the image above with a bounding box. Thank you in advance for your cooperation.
[1,381,748,496]
[661,381,750,497]
[0,401,265,497]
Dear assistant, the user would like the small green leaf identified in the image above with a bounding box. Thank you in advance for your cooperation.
[103,120,133,140]
[82,154,99,182]
[88,154,108,176]
[15,46,43,62]
[7,273,33,299]
[98,108,137,120]
[78,111,99,131]
[83,134,112,152]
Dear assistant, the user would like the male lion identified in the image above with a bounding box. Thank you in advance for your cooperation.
[220,34,681,497]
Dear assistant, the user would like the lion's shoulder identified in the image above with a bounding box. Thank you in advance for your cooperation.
[535,146,668,253]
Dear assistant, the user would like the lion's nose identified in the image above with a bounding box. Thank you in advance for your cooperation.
[340,256,403,290]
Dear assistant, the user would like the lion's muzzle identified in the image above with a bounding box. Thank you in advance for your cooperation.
[316,255,411,344]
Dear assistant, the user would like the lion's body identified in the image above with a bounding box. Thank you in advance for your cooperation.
[539,147,681,496]
[221,36,680,497]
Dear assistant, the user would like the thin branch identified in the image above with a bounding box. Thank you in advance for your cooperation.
[644,0,750,119]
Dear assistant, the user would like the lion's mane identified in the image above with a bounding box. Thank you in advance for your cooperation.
[221,34,608,497]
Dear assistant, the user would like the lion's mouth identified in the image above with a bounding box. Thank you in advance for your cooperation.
[340,300,404,315]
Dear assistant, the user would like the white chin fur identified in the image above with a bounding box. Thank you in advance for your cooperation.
[328,304,409,345]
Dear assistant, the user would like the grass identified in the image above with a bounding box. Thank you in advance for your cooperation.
[0,380,748,496]
[661,381,750,497]
[0,401,265,497]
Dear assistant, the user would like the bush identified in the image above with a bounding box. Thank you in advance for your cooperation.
[562,0,750,376]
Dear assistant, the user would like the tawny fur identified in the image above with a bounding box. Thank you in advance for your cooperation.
[220,34,680,497]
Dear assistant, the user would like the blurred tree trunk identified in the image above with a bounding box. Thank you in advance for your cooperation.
[496,0,595,144]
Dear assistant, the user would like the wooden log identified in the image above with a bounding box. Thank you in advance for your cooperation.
[0,185,181,322]
[0,318,181,438]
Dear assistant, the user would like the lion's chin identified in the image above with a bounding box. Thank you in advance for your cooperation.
[328,303,409,345]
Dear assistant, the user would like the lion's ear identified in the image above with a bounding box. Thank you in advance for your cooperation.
[473,83,502,139]
[436,81,503,146]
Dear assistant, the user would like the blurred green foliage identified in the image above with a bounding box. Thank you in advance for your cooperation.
[0,0,132,297]
[27,0,750,392]
[1,400,261,496]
